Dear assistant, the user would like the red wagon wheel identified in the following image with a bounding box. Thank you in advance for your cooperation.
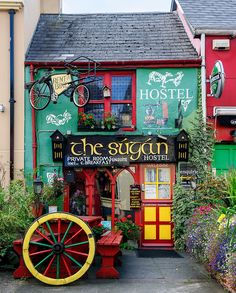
[22,212,95,285]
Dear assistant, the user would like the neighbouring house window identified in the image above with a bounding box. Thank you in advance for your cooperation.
[83,71,136,129]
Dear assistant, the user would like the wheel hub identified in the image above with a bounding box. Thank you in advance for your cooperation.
[52,242,64,255]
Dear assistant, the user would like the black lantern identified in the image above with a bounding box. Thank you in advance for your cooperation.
[64,169,75,183]
[50,130,66,162]
[176,130,189,161]
[33,177,44,195]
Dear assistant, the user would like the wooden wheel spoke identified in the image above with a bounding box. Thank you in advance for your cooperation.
[43,255,56,276]
[65,241,89,248]
[61,221,73,243]
[35,251,54,269]
[65,248,88,257]
[56,255,60,279]
[63,252,83,268]
[29,241,53,248]
[64,228,83,245]
[45,221,57,243]
[30,248,52,256]
[61,255,72,276]
[35,228,54,245]
[58,218,61,242]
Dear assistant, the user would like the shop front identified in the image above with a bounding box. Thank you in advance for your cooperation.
[59,134,183,247]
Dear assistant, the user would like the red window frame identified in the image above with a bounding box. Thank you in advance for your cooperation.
[80,71,136,131]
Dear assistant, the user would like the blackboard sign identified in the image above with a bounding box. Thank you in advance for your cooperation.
[130,185,141,209]
[179,162,198,188]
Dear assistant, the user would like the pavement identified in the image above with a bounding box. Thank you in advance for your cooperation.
[0,250,226,293]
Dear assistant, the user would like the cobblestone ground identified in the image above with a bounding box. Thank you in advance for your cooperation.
[0,251,226,293]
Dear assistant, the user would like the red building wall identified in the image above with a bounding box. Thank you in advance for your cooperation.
[205,36,236,141]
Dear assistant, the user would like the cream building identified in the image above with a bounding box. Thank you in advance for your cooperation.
[0,0,61,186]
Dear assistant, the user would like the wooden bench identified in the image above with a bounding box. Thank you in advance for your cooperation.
[96,230,123,279]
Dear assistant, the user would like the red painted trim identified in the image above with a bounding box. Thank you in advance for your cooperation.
[25,59,201,68]
[30,64,37,179]
[63,184,70,212]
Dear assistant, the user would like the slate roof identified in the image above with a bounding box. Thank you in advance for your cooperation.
[26,13,198,63]
[176,0,236,32]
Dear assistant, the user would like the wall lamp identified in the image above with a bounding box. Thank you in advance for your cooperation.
[103,86,111,98]
[230,129,236,143]
[0,104,5,112]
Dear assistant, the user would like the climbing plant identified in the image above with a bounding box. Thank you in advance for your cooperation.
[173,72,216,250]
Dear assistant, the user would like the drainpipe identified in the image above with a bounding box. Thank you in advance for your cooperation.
[9,9,15,180]
[201,33,206,123]
[30,64,37,178]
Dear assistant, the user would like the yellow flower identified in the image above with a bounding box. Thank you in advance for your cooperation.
[217,214,226,223]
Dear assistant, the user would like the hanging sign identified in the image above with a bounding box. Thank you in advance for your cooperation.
[130,185,141,209]
[64,135,176,167]
[210,60,225,99]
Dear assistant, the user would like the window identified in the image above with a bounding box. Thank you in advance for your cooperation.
[83,71,136,129]
[144,167,171,200]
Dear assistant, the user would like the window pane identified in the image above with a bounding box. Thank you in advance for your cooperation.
[86,77,104,100]
[112,104,132,127]
[145,184,157,199]
[112,76,132,100]
[158,185,170,199]
[158,168,170,182]
[84,104,104,123]
[145,168,156,182]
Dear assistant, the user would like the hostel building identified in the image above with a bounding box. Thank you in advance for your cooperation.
[25,12,200,247]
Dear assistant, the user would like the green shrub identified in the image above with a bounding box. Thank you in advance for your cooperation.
[0,180,34,256]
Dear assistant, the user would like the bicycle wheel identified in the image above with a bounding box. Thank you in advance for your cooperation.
[72,84,90,107]
[22,212,95,286]
[29,81,51,110]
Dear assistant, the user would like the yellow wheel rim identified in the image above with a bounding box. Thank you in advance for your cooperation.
[23,212,95,285]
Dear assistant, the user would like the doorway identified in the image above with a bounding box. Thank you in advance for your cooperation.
[140,164,175,247]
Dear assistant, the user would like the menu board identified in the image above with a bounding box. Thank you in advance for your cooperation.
[130,185,141,209]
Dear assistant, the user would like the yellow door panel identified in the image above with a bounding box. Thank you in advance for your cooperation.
[144,225,156,240]
[159,225,171,240]
[144,207,156,221]
[159,207,171,222]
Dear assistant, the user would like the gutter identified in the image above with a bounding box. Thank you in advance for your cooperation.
[9,10,15,180]
[25,58,201,68]
[195,29,236,37]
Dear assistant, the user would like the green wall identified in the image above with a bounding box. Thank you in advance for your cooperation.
[25,67,199,183]
[136,68,198,135]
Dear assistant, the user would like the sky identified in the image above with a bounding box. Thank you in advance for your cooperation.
[62,0,172,14]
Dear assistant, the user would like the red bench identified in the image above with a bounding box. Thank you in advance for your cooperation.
[96,230,123,279]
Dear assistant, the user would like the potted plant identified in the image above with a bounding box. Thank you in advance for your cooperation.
[92,223,107,241]
[103,112,117,130]
[43,175,64,213]
[115,215,141,249]
[78,112,96,129]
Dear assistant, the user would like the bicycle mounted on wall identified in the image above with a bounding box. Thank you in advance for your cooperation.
[26,56,101,110]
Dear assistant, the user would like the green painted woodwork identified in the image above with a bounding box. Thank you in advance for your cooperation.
[212,144,236,175]
[136,68,198,135]
[25,67,199,185]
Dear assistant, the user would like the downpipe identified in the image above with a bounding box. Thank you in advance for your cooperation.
[9,10,15,180]
[201,33,206,124]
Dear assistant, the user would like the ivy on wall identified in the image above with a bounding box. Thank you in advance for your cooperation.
[172,73,216,249]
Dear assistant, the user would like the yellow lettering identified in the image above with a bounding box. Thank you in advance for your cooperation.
[156,142,168,155]
[70,142,83,156]
[108,142,119,155]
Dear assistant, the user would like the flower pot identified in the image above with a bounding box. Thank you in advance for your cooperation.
[127,239,138,249]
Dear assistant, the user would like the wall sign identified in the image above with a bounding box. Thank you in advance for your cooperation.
[64,135,176,167]
[210,60,225,99]
[179,162,198,188]
[218,115,236,126]
[130,185,141,209]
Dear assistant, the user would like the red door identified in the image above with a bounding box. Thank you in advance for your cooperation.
[140,164,175,247]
